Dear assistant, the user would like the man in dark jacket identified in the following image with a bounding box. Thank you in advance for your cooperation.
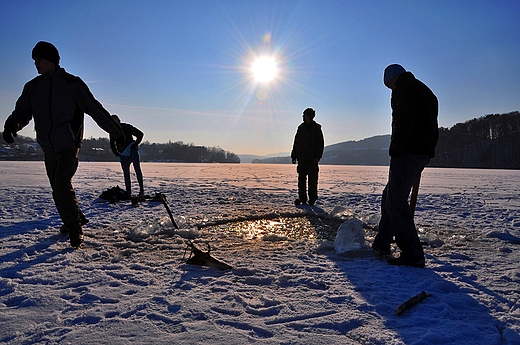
[291,108,324,206]
[2,41,124,248]
[372,64,439,268]
[110,115,145,199]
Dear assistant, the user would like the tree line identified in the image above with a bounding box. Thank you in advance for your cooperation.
[2,111,519,168]
[430,111,520,169]
[0,136,240,163]
[81,138,240,163]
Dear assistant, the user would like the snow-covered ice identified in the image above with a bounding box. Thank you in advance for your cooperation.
[1,162,519,344]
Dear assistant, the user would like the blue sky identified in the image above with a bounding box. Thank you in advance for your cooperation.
[1,0,519,156]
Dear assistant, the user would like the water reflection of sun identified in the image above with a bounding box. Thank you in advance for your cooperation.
[204,216,342,242]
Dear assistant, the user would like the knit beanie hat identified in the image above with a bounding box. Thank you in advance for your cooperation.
[303,108,316,118]
[32,41,60,65]
[383,64,405,87]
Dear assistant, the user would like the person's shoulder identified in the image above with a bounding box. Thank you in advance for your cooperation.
[393,73,417,94]
[399,71,415,81]
[26,74,45,85]
[58,68,83,85]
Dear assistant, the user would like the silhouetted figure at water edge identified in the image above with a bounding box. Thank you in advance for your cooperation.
[290,107,324,207]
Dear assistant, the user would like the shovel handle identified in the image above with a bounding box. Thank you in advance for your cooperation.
[161,194,179,229]
[409,173,421,216]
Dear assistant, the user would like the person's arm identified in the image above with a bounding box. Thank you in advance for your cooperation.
[71,76,123,139]
[291,128,300,163]
[315,127,324,162]
[389,84,417,157]
[3,82,35,142]
[109,134,120,156]
[129,125,144,148]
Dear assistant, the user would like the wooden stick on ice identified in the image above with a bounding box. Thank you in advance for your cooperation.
[395,291,431,315]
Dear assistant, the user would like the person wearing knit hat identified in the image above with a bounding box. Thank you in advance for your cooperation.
[32,41,60,66]
[372,64,439,268]
[383,64,406,88]
[2,41,125,249]
[291,107,324,207]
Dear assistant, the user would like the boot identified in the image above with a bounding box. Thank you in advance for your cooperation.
[60,215,89,234]
[69,225,84,248]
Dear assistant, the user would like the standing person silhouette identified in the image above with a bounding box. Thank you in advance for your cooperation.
[110,115,145,199]
[2,41,124,248]
[372,64,439,268]
[291,108,324,206]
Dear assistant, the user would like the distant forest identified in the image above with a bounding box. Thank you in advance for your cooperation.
[431,111,520,169]
[253,111,520,169]
[80,139,241,163]
[0,137,240,163]
[2,111,519,168]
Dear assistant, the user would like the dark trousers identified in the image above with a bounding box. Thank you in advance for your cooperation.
[297,160,319,203]
[44,149,83,228]
[120,148,144,196]
[373,154,430,261]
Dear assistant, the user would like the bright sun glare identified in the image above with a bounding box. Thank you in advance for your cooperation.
[251,56,277,83]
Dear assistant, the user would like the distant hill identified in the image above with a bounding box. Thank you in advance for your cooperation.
[251,135,390,165]
[321,135,390,165]
[251,111,520,169]
[239,152,290,163]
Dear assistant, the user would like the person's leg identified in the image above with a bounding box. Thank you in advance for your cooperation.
[297,162,308,203]
[372,184,394,254]
[307,162,319,205]
[44,149,83,247]
[120,155,132,196]
[130,149,144,195]
[385,155,429,261]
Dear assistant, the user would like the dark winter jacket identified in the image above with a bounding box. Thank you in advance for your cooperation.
[291,120,324,162]
[5,67,122,154]
[110,122,144,155]
[389,71,439,158]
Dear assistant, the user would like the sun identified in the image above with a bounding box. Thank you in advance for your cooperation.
[251,56,278,83]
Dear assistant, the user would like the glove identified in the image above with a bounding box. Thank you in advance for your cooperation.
[292,159,296,164]
[3,123,18,144]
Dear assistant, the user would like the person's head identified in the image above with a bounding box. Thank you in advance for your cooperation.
[112,115,121,123]
[383,64,406,89]
[32,41,60,75]
[302,108,315,123]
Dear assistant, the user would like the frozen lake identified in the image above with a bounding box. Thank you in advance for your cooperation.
[1,161,519,344]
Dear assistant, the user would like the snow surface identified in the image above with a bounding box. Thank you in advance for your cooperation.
[1,162,519,345]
